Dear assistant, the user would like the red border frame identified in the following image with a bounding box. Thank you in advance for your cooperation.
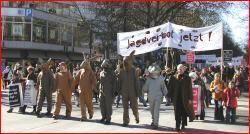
[0,0,249,134]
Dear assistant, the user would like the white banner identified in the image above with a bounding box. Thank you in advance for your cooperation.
[117,22,223,56]
[206,56,245,67]
[180,54,217,62]
[8,83,23,107]
[23,80,37,106]
[117,23,170,56]
[168,22,223,51]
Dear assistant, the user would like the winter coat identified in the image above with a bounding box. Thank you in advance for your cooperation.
[210,79,224,100]
[232,74,244,90]
[168,74,193,116]
[223,87,240,108]
[3,68,12,80]
[143,76,167,99]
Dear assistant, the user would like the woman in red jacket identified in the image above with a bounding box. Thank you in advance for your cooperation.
[223,81,240,124]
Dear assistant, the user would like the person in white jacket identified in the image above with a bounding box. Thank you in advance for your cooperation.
[143,63,168,129]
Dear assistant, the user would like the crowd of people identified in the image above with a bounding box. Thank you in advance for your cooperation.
[2,51,248,131]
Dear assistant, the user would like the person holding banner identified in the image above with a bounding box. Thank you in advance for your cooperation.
[7,63,23,113]
[189,72,206,120]
[167,64,194,131]
[36,59,55,118]
[52,62,73,120]
[21,66,37,114]
[143,64,168,129]
[210,73,225,121]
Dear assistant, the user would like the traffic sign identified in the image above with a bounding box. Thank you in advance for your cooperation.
[223,50,233,62]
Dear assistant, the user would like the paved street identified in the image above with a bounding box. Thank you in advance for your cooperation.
[1,92,249,133]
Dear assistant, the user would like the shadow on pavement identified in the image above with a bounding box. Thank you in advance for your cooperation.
[203,120,248,126]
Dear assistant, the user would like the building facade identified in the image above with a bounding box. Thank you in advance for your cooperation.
[1,2,94,66]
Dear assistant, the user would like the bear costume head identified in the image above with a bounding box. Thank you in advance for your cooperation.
[123,50,135,71]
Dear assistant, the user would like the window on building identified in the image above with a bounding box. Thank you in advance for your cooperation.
[75,26,89,47]
[3,16,31,41]
[33,18,46,43]
[48,21,60,44]
[12,24,23,36]
[2,2,10,7]
[61,24,72,44]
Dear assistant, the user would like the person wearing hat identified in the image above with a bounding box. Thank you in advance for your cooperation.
[73,58,97,121]
[167,64,194,131]
[117,50,140,127]
[143,64,168,129]
[52,62,73,120]
[21,66,37,114]
[98,59,117,124]
[36,59,55,117]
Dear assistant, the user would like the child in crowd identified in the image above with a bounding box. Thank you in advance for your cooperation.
[223,81,240,124]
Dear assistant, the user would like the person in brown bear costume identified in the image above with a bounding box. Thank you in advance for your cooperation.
[99,59,117,124]
[73,55,97,121]
[118,50,140,127]
[52,62,73,120]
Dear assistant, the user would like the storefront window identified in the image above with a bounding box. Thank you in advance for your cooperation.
[48,21,60,44]
[33,18,46,43]
[75,26,89,47]
[3,16,31,41]
[3,23,31,41]
[61,24,72,43]
[12,24,23,36]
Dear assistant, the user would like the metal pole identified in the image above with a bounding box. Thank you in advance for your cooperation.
[221,24,224,80]
[165,47,169,67]
[46,20,48,43]
[31,17,33,42]
[71,24,74,52]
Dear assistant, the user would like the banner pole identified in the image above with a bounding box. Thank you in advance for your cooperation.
[221,23,224,80]
[166,47,169,67]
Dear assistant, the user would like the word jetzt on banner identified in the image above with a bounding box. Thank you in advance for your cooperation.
[117,22,223,56]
